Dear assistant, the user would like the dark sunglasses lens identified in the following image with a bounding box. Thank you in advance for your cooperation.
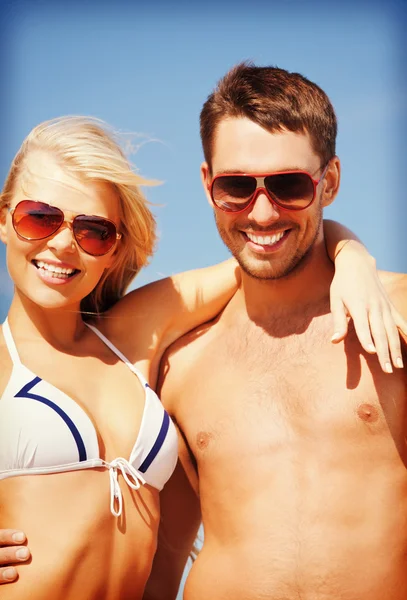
[212,176,257,211]
[12,200,63,239]
[73,216,117,256]
[265,173,315,209]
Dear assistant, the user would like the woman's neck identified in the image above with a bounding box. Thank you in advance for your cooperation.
[7,291,88,351]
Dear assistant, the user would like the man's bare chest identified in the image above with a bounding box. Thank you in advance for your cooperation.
[175,321,407,466]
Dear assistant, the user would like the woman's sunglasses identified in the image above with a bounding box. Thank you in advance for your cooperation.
[10,200,122,257]
[209,166,329,214]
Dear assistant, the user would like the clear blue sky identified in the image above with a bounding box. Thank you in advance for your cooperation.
[0,1,406,595]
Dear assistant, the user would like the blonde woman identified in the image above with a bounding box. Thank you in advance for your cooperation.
[0,117,403,598]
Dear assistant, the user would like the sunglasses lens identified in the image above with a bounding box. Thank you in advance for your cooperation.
[265,173,315,209]
[212,176,257,212]
[73,216,118,256]
[12,200,63,239]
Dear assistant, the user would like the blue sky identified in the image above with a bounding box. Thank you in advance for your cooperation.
[0,1,406,592]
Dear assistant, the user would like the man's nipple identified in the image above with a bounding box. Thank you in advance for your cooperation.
[196,431,213,450]
[357,403,379,423]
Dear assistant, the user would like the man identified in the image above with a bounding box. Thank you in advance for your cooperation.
[143,63,407,599]
[1,63,406,597]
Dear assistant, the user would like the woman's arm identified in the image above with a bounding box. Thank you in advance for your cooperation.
[324,219,407,372]
[162,257,241,341]
[106,258,240,362]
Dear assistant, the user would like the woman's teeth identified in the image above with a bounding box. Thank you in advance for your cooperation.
[34,260,77,278]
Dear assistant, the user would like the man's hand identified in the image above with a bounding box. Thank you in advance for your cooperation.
[0,530,30,583]
[330,241,407,373]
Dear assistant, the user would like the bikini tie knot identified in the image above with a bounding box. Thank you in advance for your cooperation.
[108,457,146,517]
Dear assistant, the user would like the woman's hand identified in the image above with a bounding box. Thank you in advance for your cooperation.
[330,241,406,373]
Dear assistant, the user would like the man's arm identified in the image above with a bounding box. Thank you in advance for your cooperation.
[143,340,202,600]
[143,443,201,600]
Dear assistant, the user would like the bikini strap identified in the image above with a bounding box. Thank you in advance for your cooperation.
[85,322,149,387]
[2,318,22,365]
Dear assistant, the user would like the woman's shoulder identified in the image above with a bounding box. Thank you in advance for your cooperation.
[87,312,157,371]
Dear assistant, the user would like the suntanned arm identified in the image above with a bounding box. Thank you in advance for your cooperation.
[323,219,367,261]
[143,354,201,600]
[105,258,240,364]
[143,458,201,600]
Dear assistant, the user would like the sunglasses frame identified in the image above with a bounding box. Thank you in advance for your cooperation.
[9,199,122,257]
[209,165,329,214]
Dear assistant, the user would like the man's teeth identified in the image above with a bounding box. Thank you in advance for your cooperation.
[246,231,285,246]
[35,261,76,277]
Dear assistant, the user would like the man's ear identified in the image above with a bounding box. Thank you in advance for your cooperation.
[321,157,341,208]
[200,162,213,207]
[0,205,8,244]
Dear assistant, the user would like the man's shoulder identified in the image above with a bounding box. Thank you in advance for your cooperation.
[164,316,221,362]
[380,269,407,285]
[380,270,407,300]
[379,272,407,343]
[158,317,222,405]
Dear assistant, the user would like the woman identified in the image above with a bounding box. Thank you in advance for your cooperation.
[0,116,403,598]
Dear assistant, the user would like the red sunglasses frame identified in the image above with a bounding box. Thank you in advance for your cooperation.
[209,165,329,214]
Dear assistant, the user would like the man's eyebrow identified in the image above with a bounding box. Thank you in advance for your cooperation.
[214,167,308,175]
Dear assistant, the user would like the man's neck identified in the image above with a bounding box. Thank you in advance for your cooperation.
[234,238,335,326]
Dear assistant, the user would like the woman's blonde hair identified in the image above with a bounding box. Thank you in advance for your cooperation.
[0,116,157,318]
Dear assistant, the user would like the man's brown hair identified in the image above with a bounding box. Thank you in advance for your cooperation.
[200,62,337,172]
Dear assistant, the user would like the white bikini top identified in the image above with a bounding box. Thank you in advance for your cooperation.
[0,319,178,516]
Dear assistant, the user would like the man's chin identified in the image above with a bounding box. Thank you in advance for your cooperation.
[235,256,290,280]
[235,251,306,281]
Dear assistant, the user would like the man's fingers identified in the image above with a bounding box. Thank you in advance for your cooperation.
[0,529,30,584]
[0,567,18,583]
[0,541,31,584]
[330,300,349,343]
[0,530,26,546]
[0,545,30,565]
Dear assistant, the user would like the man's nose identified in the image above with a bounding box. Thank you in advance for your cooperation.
[247,190,281,226]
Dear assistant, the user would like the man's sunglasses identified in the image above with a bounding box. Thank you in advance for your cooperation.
[10,200,122,257]
[209,166,329,214]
